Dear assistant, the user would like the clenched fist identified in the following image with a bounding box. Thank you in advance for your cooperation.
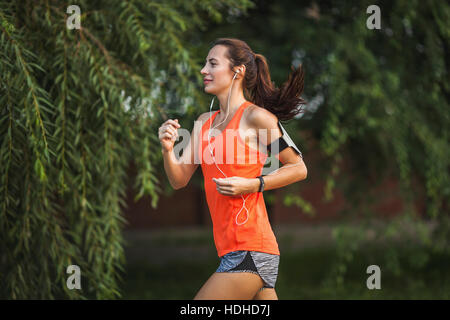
[159,118,181,152]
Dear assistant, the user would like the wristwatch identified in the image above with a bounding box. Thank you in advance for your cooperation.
[256,175,265,193]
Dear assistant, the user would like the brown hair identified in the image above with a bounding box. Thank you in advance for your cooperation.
[212,38,306,121]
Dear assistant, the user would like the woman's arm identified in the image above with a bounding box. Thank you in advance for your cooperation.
[248,107,307,192]
[159,112,208,189]
[249,107,308,190]
[213,107,307,196]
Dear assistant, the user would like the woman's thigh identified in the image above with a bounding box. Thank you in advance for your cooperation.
[253,287,278,300]
[194,272,264,300]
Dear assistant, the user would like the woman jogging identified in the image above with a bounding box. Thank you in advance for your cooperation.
[158,38,307,300]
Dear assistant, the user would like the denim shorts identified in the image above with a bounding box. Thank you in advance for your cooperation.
[215,250,280,289]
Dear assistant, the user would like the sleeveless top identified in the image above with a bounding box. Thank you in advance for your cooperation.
[198,100,280,257]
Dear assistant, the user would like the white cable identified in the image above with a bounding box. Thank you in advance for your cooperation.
[208,73,251,225]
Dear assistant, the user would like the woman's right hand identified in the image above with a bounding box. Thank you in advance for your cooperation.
[159,119,181,152]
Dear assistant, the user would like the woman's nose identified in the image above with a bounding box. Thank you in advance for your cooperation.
[200,66,207,75]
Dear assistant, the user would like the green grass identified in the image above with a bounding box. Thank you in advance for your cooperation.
[120,240,450,299]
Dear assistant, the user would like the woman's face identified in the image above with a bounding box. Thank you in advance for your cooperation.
[200,45,235,95]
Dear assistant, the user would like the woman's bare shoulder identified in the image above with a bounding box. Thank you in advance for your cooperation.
[246,104,279,130]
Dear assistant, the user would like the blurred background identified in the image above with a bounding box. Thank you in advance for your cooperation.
[0,0,448,299]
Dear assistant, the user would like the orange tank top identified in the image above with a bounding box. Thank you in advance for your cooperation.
[198,100,280,257]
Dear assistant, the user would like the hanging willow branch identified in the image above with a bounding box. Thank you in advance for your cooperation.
[0,0,253,299]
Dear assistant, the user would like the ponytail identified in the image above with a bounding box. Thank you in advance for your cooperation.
[212,38,306,121]
[253,54,306,121]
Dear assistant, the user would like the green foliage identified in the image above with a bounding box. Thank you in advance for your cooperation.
[1,0,448,299]
[0,0,252,299]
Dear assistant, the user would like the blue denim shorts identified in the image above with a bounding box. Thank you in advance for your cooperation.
[216,250,280,289]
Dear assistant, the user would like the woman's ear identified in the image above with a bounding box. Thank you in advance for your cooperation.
[233,65,246,77]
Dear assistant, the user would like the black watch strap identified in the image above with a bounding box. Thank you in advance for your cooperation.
[257,175,265,193]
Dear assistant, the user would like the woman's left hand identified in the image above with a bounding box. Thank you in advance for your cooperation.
[212,176,257,197]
